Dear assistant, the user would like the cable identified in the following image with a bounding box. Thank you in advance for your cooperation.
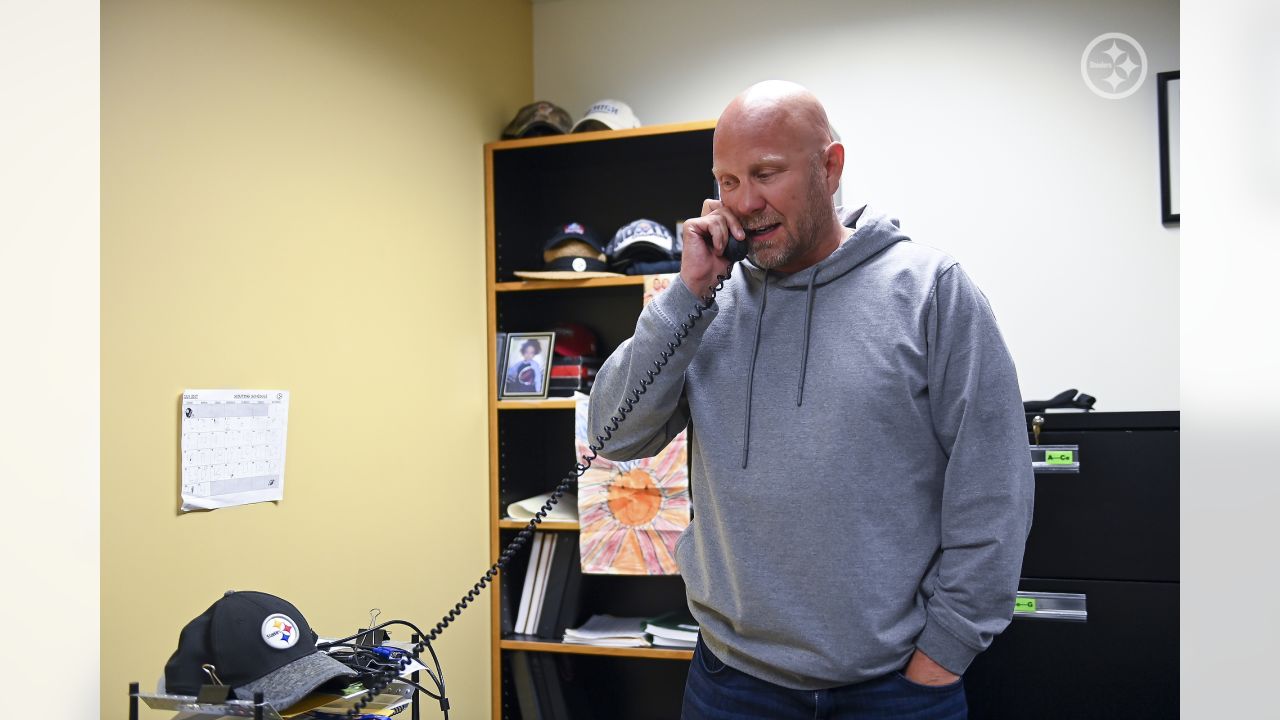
[320,619,446,697]
[324,645,443,696]
[424,269,733,644]
[343,269,734,717]
[323,620,448,718]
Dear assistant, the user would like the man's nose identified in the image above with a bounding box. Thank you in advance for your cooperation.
[731,182,767,217]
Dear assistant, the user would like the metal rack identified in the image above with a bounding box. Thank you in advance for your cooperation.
[129,634,428,720]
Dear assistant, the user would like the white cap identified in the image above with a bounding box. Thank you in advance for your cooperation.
[571,99,641,132]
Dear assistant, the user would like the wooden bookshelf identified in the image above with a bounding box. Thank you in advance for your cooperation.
[495,275,647,293]
[486,119,715,152]
[497,518,579,531]
[495,398,576,411]
[486,119,714,719]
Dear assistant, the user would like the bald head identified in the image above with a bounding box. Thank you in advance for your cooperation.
[709,81,847,274]
[717,80,835,154]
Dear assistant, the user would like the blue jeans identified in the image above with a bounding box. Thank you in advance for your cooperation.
[682,637,967,720]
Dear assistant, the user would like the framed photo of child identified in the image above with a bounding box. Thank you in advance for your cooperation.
[500,332,556,399]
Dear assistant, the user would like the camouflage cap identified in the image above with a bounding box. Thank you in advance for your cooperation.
[502,101,573,139]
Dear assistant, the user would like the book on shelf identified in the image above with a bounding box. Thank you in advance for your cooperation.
[509,652,542,720]
[645,609,699,647]
[528,648,561,719]
[553,536,584,638]
[528,533,555,634]
[508,651,590,720]
[536,532,580,639]
[513,533,544,635]
[495,332,507,394]
[511,531,584,638]
[651,635,697,649]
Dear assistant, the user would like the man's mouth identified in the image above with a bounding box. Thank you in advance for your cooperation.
[746,223,781,240]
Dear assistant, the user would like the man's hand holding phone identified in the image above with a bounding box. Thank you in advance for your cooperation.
[681,199,747,298]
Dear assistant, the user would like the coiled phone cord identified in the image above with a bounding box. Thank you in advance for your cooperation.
[345,269,733,717]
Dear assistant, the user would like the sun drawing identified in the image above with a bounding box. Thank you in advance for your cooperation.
[575,397,690,575]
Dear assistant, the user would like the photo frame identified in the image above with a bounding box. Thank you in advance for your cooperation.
[1157,70,1180,225]
[500,332,556,399]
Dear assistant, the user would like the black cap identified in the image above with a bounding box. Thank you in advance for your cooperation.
[515,222,623,279]
[164,591,355,710]
[543,222,604,255]
[544,222,607,271]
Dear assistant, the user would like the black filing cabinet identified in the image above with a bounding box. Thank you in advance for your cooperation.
[963,411,1179,719]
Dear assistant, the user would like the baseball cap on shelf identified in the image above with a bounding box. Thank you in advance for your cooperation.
[502,101,573,139]
[571,99,642,133]
[606,219,676,271]
[551,321,600,358]
[164,590,355,711]
[515,223,624,280]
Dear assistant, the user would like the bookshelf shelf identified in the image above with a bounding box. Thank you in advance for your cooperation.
[496,398,576,411]
[486,119,715,152]
[495,276,647,293]
[500,637,694,661]
[497,519,580,531]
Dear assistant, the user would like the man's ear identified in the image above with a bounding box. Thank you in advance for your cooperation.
[823,141,845,195]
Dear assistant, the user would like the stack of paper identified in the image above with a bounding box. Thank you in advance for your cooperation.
[563,615,650,648]
[645,610,699,649]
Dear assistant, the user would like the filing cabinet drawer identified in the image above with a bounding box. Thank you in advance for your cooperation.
[964,578,1178,719]
[1022,413,1178,582]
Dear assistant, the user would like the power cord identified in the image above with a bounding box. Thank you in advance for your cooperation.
[427,270,731,641]
[320,620,448,718]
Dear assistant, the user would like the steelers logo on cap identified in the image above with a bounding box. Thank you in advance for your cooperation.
[261,613,300,650]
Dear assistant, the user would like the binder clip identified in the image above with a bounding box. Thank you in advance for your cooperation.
[356,608,390,647]
[195,663,231,704]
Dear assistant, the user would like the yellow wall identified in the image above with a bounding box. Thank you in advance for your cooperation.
[101,1,531,717]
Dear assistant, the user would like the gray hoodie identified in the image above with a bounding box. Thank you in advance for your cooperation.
[588,206,1034,690]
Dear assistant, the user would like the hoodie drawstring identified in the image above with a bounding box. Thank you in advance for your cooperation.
[796,266,819,407]
[742,270,769,469]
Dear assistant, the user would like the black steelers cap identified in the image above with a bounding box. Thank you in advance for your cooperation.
[164,590,355,710]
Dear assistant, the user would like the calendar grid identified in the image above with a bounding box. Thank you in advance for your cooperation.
[180,391,289,511]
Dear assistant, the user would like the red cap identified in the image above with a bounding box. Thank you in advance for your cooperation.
[552,322,599,358]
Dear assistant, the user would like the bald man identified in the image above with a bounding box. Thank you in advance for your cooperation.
[588,82,1034,719]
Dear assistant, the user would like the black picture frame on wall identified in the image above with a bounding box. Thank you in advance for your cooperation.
[1157,70,1180,225]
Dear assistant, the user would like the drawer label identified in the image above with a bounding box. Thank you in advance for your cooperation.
[1045,450,1074,465]
[1014,597,1038,613]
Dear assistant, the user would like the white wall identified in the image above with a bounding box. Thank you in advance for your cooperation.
[534,0,1179,411]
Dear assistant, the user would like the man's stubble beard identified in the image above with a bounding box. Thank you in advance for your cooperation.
[748,164,833,272]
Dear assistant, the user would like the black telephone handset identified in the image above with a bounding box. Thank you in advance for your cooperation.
[722,235,750,263]
[688,223,749,262]
[711,183,750,263]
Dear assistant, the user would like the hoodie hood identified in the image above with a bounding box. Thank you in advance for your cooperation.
[734,204,910,466]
